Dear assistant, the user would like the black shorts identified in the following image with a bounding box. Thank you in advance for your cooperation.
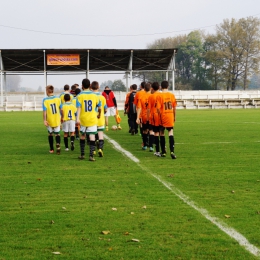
[152,125,160,133]
[142,122,150,131]
[160,126,174,131]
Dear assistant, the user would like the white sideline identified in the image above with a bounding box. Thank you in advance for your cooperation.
[104,134,260,257]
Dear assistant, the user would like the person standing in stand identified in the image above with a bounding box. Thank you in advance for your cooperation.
[102,86,121,131]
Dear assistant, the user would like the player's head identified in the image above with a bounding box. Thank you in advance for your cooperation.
[91,81,99,91]
[132,84,137,90]
[75,88,81,96]
[71,84,76,91]
[152,82,159,91]
[140,81,146,89]
[74,83,79,88]
[64,93,71,102]
[46,85,54,95]
[161,80,169,89]
[82,78,90,90]
[105,86,110,90]
[144,83,151,92]
[64,84,70,91]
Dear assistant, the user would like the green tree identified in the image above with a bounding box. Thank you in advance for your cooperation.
[100,80,113,91]
[111,79,126,92]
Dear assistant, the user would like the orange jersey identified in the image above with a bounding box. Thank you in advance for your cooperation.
[137,91,151,124]
[157,91,177,127]
[124,91,131,112]
[133,89,145,107]
[148,91,161,126]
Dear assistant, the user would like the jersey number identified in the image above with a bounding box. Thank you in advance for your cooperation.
[68,110,72,120]
[84,100,93,112]
[50,103,57,114]
[164,101,173,110]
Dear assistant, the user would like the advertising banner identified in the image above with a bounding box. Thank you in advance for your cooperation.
[47,54,80,65]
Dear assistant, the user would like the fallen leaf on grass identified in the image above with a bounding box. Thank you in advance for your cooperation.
[168,174,174,178]
[50,220,55,224]
[142,205,147,209]
[52,252,61,255]
[231,190,235,193]
[130,239,140,242]
[257,211,260,215]
[83,196,87,199]
[101,231,110,235]
[224,215,231,218]
[124,232,130,235]
[130,212,135,215]
[62,207,66,210]
[112,208,117,211]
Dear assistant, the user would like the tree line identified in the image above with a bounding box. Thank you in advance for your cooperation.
[136,17,260,91]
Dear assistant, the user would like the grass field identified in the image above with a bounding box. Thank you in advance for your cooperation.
[0,109,260,260]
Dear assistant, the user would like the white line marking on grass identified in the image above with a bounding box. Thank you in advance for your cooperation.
[104,134,260,257]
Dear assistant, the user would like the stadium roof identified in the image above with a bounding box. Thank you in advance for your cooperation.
[0,48,177,74]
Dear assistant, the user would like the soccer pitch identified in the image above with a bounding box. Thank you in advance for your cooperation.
[0,109,260,259]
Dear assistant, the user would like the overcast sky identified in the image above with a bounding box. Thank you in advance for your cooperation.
[1,0,260,90]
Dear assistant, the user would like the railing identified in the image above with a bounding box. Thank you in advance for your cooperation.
[1,90,260,111]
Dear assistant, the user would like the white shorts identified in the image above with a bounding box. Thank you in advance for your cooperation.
[47,125,60,134]
[97,125,105,131]
[80,125,97,135]
[105,107,116,117]
[62,120,75,133]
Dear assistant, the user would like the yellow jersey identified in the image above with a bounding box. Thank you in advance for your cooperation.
[42,95,61,127]
[61,102,77,121]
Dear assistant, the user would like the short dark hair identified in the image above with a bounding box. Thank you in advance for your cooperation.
[132,84,137,90]
[161,81,169,89]
[140,81,146,89]
[105,86,110,90]
[75,88,81,95]
[64,84,70,91]
[71,84,76,91]
[46,85,54,93]
[64,93,71,102]
[152,82,159,91]
[91,81,99,90]
[82,78,90,89]
[144,83,151,92]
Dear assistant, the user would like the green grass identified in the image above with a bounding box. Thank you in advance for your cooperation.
[0,110,260,259]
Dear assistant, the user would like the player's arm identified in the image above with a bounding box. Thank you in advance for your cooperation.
[76,107,81,126]
[43,111,48,126]
[60,108,64,123]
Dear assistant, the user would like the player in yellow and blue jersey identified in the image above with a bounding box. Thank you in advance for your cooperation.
[76,78,101,161]
[61,94,77,151]
[91,81,107,157]
[72,88,81,139]
[42,85,62,154]
[60,84,74,104]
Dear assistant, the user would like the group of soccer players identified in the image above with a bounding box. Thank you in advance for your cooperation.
[42,78,107,161]
[42,78,177,161]
[125,80,177,159]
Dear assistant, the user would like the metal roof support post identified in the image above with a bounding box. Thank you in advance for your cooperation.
[125,72,129,91]
[86,50,90,79]
[0,50,3,107]
[43,50,47,96]
[166,71,168,81]
[172,50,176,91]
[4,72,6,96]
[127,50,133,91]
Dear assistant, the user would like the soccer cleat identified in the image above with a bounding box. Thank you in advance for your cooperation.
[56,144,61,155]
[142,146,147,150]
[117,125,122,130]
[98,149,103,157]
[149,147,154,152]
[161,153,166,157]
[65,148,69,151]
[131,129,135,135]
[154,152,161,157]
[171,152,177,159]
[71,141,74,151]
[105,126,109,131]
[49,150,54,154]
[78,155,85,160]
[89,156,96,161]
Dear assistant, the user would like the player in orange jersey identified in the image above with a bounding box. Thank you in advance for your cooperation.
[147,82,161,156]
[136,82,154,151]
[157,80,177,159]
